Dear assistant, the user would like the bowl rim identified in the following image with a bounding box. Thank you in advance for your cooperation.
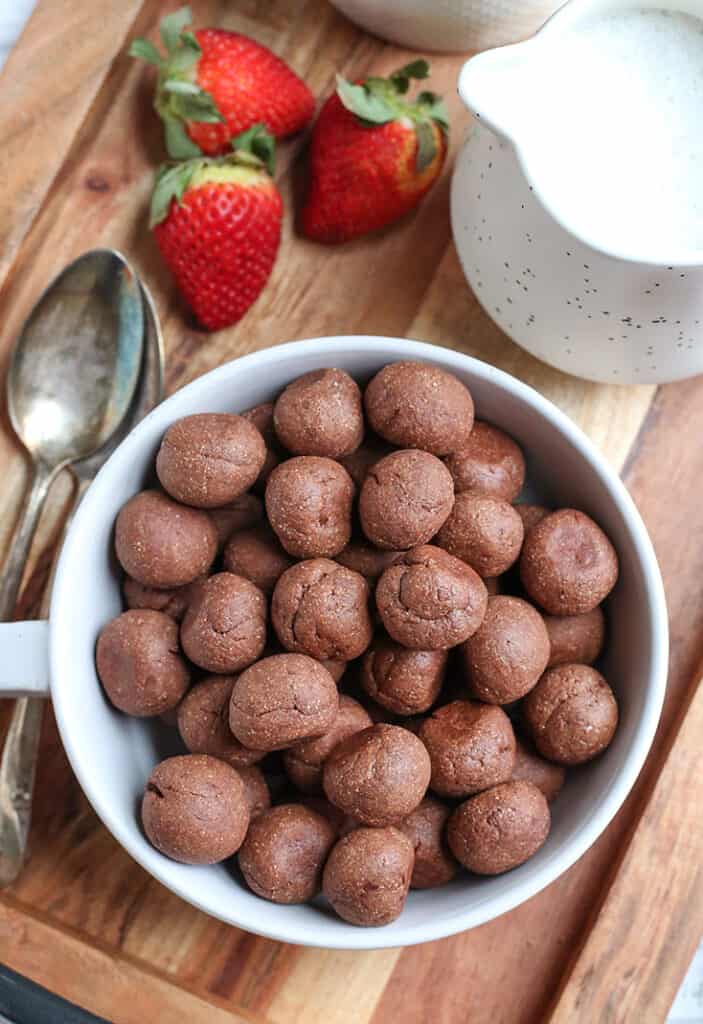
[50,335,668,949]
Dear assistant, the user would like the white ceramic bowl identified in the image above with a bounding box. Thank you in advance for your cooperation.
[2,336,667,949]
[327,0,563,53]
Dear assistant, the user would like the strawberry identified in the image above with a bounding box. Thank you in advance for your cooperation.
[301,60,449,244]
[130,5,315,159]
[150,125,283,331]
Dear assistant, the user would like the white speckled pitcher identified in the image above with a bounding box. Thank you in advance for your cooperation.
[451,0,703,384]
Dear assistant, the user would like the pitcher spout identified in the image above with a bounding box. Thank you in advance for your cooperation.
[458,41,536,145]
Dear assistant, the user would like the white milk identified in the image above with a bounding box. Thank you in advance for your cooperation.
[522,8,703,257]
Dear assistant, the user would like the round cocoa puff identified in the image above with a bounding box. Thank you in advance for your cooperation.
[177,676,264,768]
[520,509,619,615]
[359,449,455,550]
[461,596,550,704]
[265,456,354,558]
[318,658,347,683]
[400,796,458,889]
[284,695,373,794]
[96,610,190,716]
[338,438,390,489]
[336,542,402,582]
[444,421,525,501]
[241,402,283,493]
[239,804,336,903]
[544,606,606,668]
[365,362,474,455]
[223,523,293,595]
[515,504,551,534]
[273,368,364,458]
[156,413,266,508]
[115,489,218,589]
[272,559,372,660]
[301,797,349,835]
[323,723,431,826]
[447,780,550,875]
[437,493,524,578]
[419,700,516,798]
[229,654,339,751]
[511,738,565,802]
[524,664,618,764]
[361,636,447,715]
[122,576,202,622]
[323,826,414,926]
[141,754,249,864]
[237,765,271,819]
[209,493,264,550]
[180,572,267,674]
[375,545,488,650]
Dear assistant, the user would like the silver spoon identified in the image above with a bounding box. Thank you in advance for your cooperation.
[0,250,147,885]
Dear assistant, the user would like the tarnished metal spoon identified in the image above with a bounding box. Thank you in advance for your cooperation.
[0,250,146,884]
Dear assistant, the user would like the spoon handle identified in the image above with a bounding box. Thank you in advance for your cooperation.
[0,460,56,621]
[0,474,86,886]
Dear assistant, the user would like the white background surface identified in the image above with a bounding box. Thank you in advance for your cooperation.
[0,0,699,1018]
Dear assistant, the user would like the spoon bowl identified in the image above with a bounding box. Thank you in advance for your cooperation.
[8,249,144,468]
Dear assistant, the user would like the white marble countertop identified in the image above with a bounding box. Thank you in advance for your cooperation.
[0,1,700,1019]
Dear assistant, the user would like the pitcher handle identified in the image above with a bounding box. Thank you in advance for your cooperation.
[0,621,50,697]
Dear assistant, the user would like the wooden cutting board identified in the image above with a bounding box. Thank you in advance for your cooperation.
[0,2,701,1022]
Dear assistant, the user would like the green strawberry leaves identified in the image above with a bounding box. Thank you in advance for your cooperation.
[130,4,227,159]
[233,124,276,176]
[150,127,277,227]
[335,60,450,172]
[160,6,193,54]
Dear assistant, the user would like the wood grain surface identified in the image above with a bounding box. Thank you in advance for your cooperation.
[0,2,699,1023]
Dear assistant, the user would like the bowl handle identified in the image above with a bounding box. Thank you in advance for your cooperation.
[0,621,50,697]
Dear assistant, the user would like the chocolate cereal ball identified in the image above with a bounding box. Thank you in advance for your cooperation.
[448,780,550,875]
[97,610,189,716]
[122,576,202,622]
[156,413,266,508]
[239,804,336,903]
[284,695,372,794]
[336,541,401,582]
[323,826,414,926]
[273,369,364,458]
[400,797,458,889]
[511,738,565,802]
[520,509,619,615]
[241,402,283,493]
[359,449,455,550]
[142,754,249,864]
[419,700,516,798]
[318,658,347,683]
[230,654,339,751]
[323,724,431,826]
[223,523,293,595]
[361,636,447,715]
[237,765,271,819]
[177,676,264,768]
[445,421,525,501]
[437,493,524,578]
[115,490,217,588]
[365,362,474,456]
[180,573,267,674]
[524,664,618,764]
[208,493,264,550]
[461,596,550,704]
[272,559,372,661]
[376,545,488,650]
[544,606,606,667]
[266,456,354,558]
[515,504,551,535]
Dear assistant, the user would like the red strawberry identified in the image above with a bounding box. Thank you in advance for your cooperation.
[130,5,315,159]
[150,126,283,331]
[301,60,449,244]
